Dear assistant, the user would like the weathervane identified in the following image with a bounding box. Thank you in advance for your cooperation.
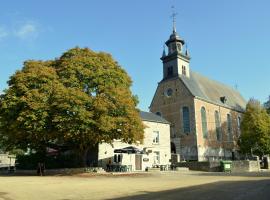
[171,6,178,33]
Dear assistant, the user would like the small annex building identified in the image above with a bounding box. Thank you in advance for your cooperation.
[150,23,246,161]
[96,111,171,171]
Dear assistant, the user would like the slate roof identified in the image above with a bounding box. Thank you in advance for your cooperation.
[140,111,170,124]
[179,71,246,112]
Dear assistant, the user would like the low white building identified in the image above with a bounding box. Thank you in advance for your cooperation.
[97,111,171,171]
[0,154,16,169]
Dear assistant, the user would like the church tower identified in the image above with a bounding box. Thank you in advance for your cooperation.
[161,16,190,79]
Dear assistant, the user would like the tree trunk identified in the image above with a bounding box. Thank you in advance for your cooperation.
[82,147,90,167]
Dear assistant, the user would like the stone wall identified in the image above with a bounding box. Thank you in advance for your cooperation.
[194,98,243,161]
[176,161,221,172]
[150,78,198,160]
[176,160,260,172]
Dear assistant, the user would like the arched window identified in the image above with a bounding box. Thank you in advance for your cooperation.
[237,116,241,136]
[227,114,232,141]
[167,66,173,77]
[215,111,221,141]
[201,107,208,138]
[182,106,190,134]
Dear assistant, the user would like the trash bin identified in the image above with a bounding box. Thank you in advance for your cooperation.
[220,160,232,172]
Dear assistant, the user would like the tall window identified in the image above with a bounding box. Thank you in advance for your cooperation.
[153,151,160,164]
[167,66,173,77]
[201,107,208,138]
[182,106,190,134]
[153,131,160,144]
[114,154,122,163]
[182,65,186,76]
[237,116,241,137]
[227,114,232,141]
[215,111,221,141]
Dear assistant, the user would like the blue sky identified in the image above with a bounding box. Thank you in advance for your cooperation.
[0,0,270,111]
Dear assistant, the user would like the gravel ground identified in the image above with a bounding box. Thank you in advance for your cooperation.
[0,171,270,200]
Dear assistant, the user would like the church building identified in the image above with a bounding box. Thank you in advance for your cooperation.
[150,22,246,161]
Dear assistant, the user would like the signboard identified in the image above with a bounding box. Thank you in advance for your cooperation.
[224,164,230,169]
[143,158,149,162]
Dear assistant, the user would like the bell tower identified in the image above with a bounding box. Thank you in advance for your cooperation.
[161,11,191,80]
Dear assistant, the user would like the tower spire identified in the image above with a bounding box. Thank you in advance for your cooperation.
[171,6,178,33]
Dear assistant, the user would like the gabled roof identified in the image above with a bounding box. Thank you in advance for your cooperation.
[140,111,170,124]
[179,71,246,112]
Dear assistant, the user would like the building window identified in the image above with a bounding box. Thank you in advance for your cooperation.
[237,116,241,137]
[153,131,160,144]
[182,65,186,76]
[165,88,173,97]
[153,151,160,164]
[201,107,208,139]
[177,43,181,51]
[215,111,221,141]
[167,66,173,77]
[227,114,232,141]
[182,106,190,134]
[114,154,122,163]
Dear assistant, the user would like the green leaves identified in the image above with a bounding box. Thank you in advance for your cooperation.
[0,47,144,156]
[239,99,270,156]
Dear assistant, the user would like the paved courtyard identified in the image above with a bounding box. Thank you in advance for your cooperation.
[0,171,270,200]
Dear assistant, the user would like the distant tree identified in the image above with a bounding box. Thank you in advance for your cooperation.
[0,48,144,165]
[264,96,270,114]
[238,99,270,156]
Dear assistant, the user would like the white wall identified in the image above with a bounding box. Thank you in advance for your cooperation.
[0,154,16,168]
[98,120,171,171]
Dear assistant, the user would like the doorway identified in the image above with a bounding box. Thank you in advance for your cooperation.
[135,154,142,170]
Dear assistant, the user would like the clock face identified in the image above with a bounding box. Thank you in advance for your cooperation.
[165,88,173,97]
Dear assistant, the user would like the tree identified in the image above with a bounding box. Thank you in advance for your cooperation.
[0,48,144,165]
[239,99,270,156]
[264,96,270,114]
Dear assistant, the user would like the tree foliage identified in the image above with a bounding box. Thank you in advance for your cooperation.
[239,99,270,156]
[0,48,144,162]
[264,96,270,114]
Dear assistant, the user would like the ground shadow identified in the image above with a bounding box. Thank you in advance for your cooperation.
[193,171,270,178]
[108,179,270,200]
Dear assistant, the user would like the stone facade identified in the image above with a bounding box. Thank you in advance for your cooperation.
[150,78,197,160]
[194,98,242,161]
[150,25,246,161]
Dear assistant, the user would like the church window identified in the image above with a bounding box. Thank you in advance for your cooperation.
[172,44,176,51]
[182,66,186,76]
[182,106,190,134]
[201,107,208,139]
[237,116,241,136]
[166,88,173,97]
[167,66,173,77]
[227,114,232,141]
[215,111,221,141]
